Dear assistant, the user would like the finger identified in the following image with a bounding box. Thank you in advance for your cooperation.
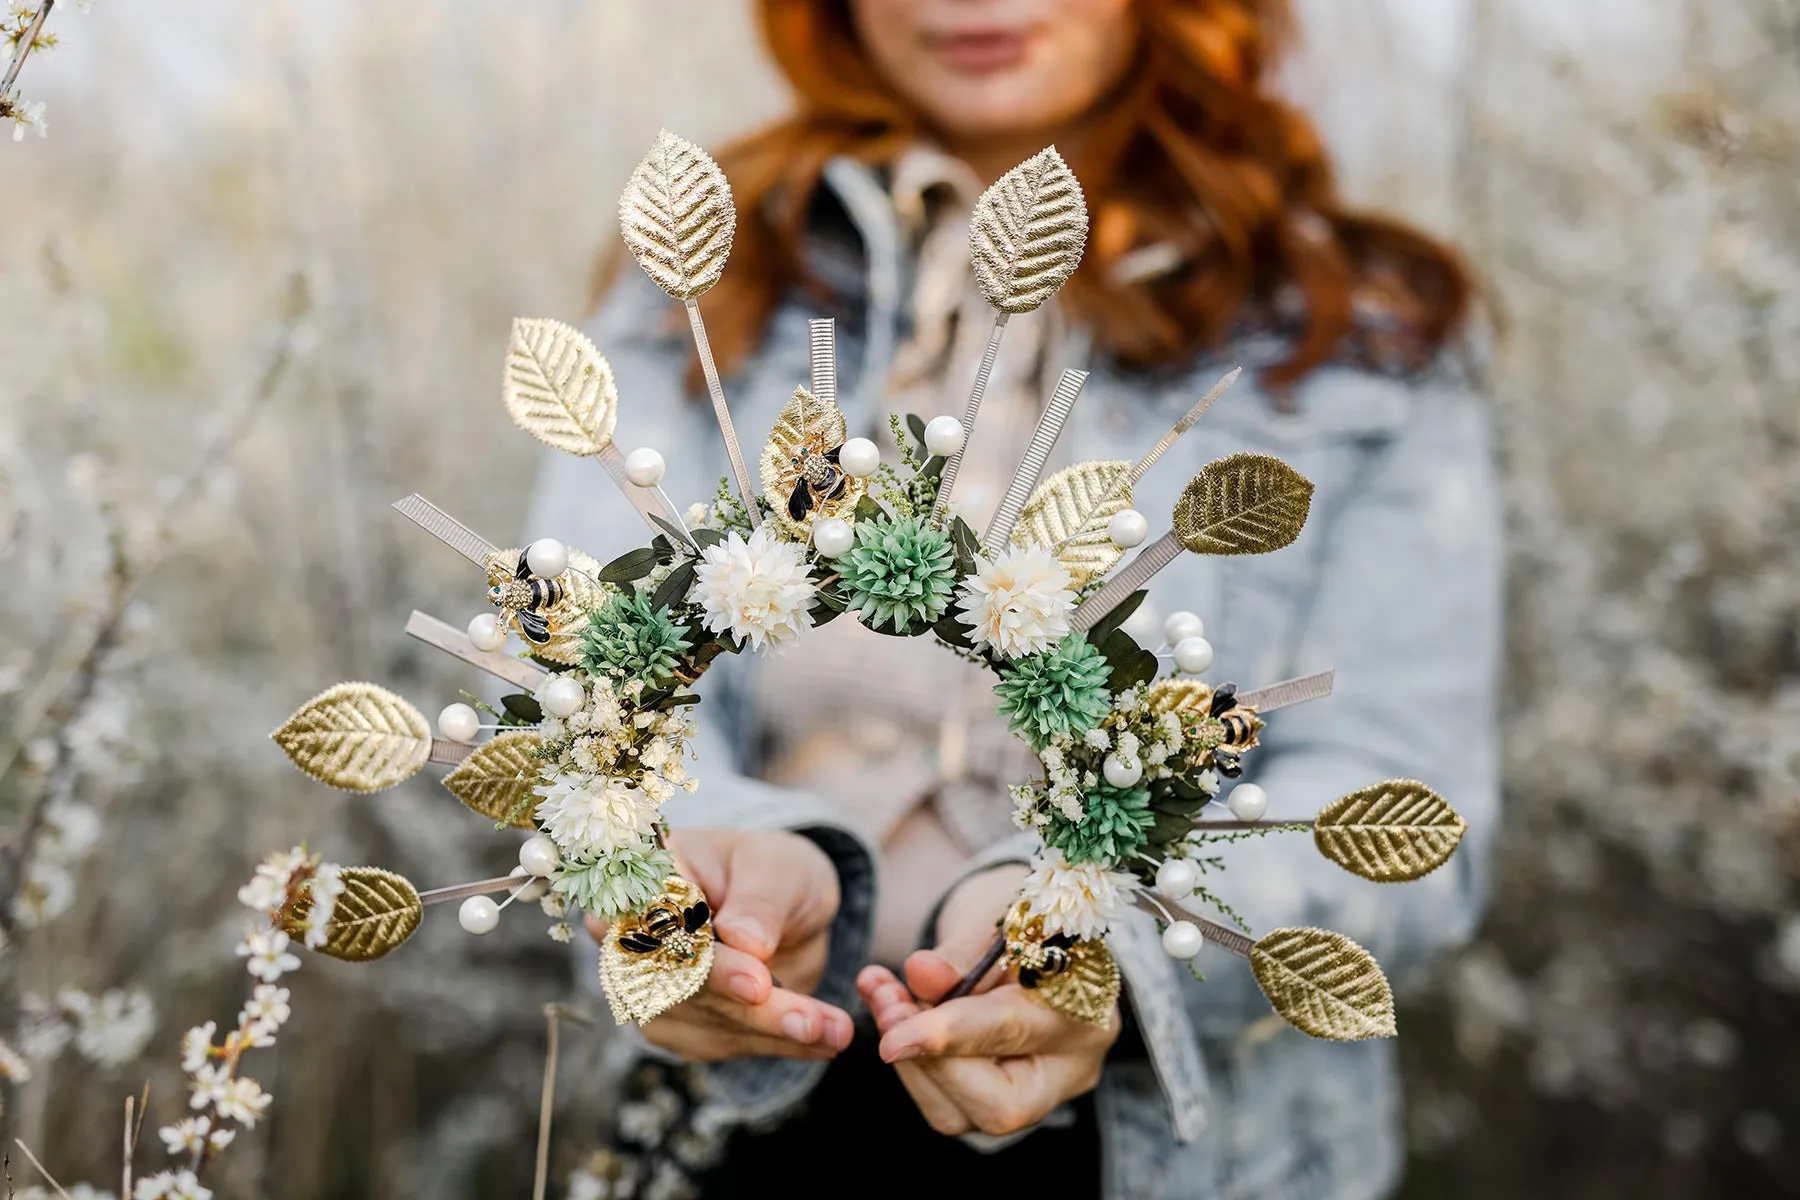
[857,966,922,1035]
[922,1054,1053,1137]
[704,942,776,1006]
[642,1020,842,1062]
[767,931,829,998]
[584,912,608,944]
[689,980,849,1047]
[879,987,1069,1062]
[901,949,970,1004]
[711,838,833,961]
[894,1061,973,1136]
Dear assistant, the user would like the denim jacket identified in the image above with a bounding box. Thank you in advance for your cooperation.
[527,158,1503,1199]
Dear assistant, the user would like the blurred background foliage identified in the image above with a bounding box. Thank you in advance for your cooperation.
[0,2,1794,1197]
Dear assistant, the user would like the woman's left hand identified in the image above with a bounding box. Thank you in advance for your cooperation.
[853,866,1120,1138]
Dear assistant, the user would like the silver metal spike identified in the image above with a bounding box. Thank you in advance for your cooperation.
[429,739,474,765]
[1130,367,1240,484]
[930,311,1010,524]
[392,494,500,568]
[1069,531,1183,631]
[403,610,547,691]
[1132,892,1253,958]
[1237,669,1336,713]
[808,318,837,410]
[685,299,761,528]
[984,368,1088,551]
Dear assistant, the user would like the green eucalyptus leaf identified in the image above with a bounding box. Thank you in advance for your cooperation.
[599,546,660,583]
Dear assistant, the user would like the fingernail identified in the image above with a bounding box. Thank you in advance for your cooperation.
[719,916,769,949]
[781,1011,815,1042]
[729,974,761,1004]
[883,1044,920,1063]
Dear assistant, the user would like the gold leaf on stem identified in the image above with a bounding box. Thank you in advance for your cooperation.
[1012,459,1131,586]
[758,386,864,540]
[1313,779,1466,883]
[302,867,423,962]
[970,146,1089,313]
[271,682,431,793]
[1172,453,1314,556]
[442,730,544,829]
[619,130,736,301]
[502,318,619,456]
[1251,927,1396,1040]
[1142,677,1216,719]
[599,875,716,1025]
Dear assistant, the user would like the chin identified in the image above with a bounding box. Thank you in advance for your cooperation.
[922,79,1067,142]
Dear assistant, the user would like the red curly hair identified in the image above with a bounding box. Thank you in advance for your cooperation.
[607,0,1471,390]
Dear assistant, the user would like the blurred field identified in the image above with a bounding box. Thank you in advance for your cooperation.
[0,2,1795,1197]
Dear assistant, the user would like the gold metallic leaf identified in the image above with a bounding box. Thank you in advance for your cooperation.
[1173,453,1314,556]
[304,867,422,962]
[271,682,431,793]
[1313,779,1466,883]
[1011,459,1131,586]
[1143,678,1215,719]
[1251,927,1396,1040]
[1005,903,1120,1027]
[758,386,866,540]
[618,130,735,301]
[483,544,607,666]
[503,318,618,456]
[970,146,1089,313]
[599,875,716,1025]
[441,730,543,829]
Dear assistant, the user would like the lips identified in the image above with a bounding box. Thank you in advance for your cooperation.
[927,29,1030,73]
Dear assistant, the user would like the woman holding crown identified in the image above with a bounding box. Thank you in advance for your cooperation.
[529,1,1503,1195]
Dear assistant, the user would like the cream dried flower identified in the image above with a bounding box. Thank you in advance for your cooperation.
[957,546,1075,659]
[689,526,814,651]
[535,774,659,858]
[1019,848,1137,940]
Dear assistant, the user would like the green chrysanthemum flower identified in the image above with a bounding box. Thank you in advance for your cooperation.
[837,515,958,633]
[550,844,675,920]
[579,590,692,685]
[1045,780,1153,866]
[994,634,1113,749]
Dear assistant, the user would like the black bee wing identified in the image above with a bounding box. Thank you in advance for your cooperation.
[514,553,533,581]
[1214,749,1243,778]
[788,479,814,521]
[1018,967,1041,989]
[1045,932,1077,949]
[683,900,711,933]
[619,933,662,954]
[1208,683,1239,717]
[824,444,843,463]
[517,610,551,644]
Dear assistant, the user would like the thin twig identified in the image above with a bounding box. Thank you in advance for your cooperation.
[0,2,55,101]
[533,1004,593,1200]
[122,1082,148,1198]
[943,934,1007,1001]
[1190,819,1314,832]
[10,1141,69,1200]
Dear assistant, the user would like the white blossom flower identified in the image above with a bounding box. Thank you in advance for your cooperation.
[160,1115,211,1156]
[180,1022,216,1072]
[72,987,156,1066]
[188,1063,232,1111]
[548,921,573,943]
[241,984,290,1031]
[235,929,300,982]
[28,1187,117,1200]
[304,862,344,949]
[1019,848,1137,940]
[10,97,46,141]
[215,1076,271,1127]
[13,859,74,927]
[235,873,285,913]
[16,999,71,1062]
[535,775,658,858]
[0,1036,31,1082]
[956,546,1074,659]
[40,800,102,861]
[688,526,814,651]
[134,1170,210,1200]
[540,891,568,919]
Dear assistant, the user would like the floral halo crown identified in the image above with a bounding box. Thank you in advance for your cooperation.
[270,132,1468,1037]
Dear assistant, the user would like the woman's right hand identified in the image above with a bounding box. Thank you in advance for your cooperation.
[584,827,855,1061]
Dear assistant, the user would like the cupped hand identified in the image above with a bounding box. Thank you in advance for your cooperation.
[585,827,854,1061]
[855,864,1120,1137]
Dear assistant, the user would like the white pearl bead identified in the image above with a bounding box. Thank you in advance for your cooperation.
[1108,509,1149,548]
[812,516,855,558]
[1102,753,1143,788]
[1162,920,1204,960]
[540,675,586,718]
[1173,636,1214,673]
[1163,611,1205,646]
[519,835,560,878]
[436,702,480,744]
[508,866,550,901]
[458,895,500,935]
[467,612,507,652]
[624,447,667,487]
[1120,600,1161,648]
[838,437,881,478]
[1155,858,1200,900]
[1227,783,1269,822]
[923,415,965,457]
[525,537,568,580]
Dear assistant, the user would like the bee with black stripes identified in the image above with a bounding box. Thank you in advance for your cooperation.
[785,443,850,522]
[1016,931,1077,990]
[488,554,564,645]
[619,897,712,961]
[1192,682,1265,779]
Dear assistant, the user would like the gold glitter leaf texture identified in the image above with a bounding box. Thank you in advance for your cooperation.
[1012,459,1132,586]
[1251,927,1396,1040]
[271,682,431,793]
[970,146,1089,313]
[503,318,619,456]
[1005,903,1120,1027]
[758,385,866,540]
[1143,677,1215,719]
[619,130,736,301]
[1173,452,1314,556]
[600,875,717,1025]
[306,868,423,962]
[1313,779,1466,883]
[442,730,543,829]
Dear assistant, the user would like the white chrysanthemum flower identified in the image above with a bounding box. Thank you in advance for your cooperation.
[535,775,658,857]
[1019,849,1136,940]
[956,546,1074,659]
[688,527,814,652]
